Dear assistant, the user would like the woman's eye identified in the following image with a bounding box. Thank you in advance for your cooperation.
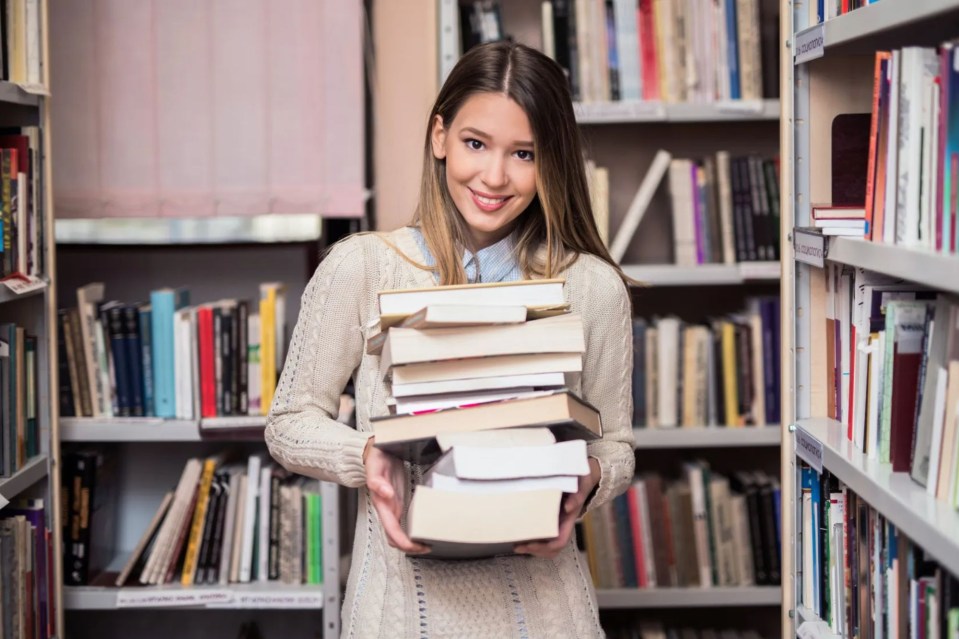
[515,150,534,162]
[466,139,484,150]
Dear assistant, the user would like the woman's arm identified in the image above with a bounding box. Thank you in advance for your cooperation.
[579,263,636,515]
[264,236,374,488]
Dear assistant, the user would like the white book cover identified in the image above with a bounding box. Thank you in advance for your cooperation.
[257,465,272,582]
[925,368,949,496]
[238,455,262,583]
[656,318,681,428]
[229,474,249,584]
[541,1,555,60]
[393,388,545,414]
[896,48,938,247]
[883,50,901,245]
[426,473,578,494]
[392,371,566,398]
[428,439,588,481]
[218,470,242,584]
[142,458,202,585]
[684,463,712,588]
[613,0,641,100]
[436,427,555,452]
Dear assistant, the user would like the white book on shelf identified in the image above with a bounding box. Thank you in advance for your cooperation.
[257,465,272,582]
[921,79,940,249]
[613,0,641,101]
[229,473,249,584]
[668,159,698,266]
[248,313,262,416]
[218,469,243,584]
[924,367,948,496]
[238,454,262,583]
[391,371,566,398]
[656,318,681,428]
[608,149,672,263]
[76,282,106,418]
[541,1,554,60]
[883,50,901,245]
[142,458,202,585]
[392,388,546,414]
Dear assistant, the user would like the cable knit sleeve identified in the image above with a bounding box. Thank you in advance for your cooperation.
[264,236,373,488]
[578,260,635,516]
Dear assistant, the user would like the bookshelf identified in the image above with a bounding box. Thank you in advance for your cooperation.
[0,0,65,636]
[784,1,959,637]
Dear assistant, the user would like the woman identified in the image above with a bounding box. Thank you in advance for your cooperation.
[266,41,635,638]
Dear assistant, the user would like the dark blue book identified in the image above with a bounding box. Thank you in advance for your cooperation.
[123,305,145,417]
[631,318,646,427]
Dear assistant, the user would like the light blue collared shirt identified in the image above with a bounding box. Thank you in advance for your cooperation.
[409,226,522,284]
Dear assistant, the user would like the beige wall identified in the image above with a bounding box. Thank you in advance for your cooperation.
[372,1,438,231]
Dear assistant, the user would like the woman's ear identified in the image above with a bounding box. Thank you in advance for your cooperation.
[430,115,447,160]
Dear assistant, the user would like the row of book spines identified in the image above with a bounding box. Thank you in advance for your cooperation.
[818,266,959,504]
[0,322,39,478]
[669,154,781,266]
[1,0,44,85]
[0,127,47,280]
[799,462,959,639]
[58,287,283,420]
[539,0,774,103]
[176,463,323,588]
[861,45,959,254]
[631,298,781,430]
[811,0,879,25]
[0,502,55,639]
[582,467,781,590]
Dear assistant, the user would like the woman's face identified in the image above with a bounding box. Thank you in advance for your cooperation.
[431,92,538,251]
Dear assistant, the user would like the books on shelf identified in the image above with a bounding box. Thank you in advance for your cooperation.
[798,460,959,638]
[808,264,959,506]
[853,44,959,253]
[581,463,781,589]
[57,281,289,422]
[0,127,45,279]
[99,453,324,588]
[62,450,118,586]
[668,153,781,265]
[1,498,56,639]
[631,297,781,429]
[0,321,40,478]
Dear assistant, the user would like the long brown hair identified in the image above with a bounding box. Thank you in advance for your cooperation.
[409,41,630,286]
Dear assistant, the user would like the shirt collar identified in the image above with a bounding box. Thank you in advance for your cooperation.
[462,231,518,283]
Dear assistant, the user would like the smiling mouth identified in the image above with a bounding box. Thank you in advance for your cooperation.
[469,188,513,212]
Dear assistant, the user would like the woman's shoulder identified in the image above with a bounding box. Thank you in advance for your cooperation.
[564,252,627,295]
[322,228,412,265]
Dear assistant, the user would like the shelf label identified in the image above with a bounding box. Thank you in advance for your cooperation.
[794,228,827,268]
[716,100,764,114]
[2,274,46,295]
[794,25,825,65]
[795,426,824,473]
[117,588,232,608]
[231,592,323,609]
[739,262,781,280]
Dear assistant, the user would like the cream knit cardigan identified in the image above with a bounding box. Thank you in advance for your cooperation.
[265,227,635,638]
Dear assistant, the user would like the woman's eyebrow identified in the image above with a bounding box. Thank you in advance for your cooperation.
[462,127,533,148]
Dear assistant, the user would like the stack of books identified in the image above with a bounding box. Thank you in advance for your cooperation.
[366,279,603,558]
[811,205,868,237]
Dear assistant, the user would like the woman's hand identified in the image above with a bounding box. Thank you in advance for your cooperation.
[364,438,430,554]
[514,457,601,559]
